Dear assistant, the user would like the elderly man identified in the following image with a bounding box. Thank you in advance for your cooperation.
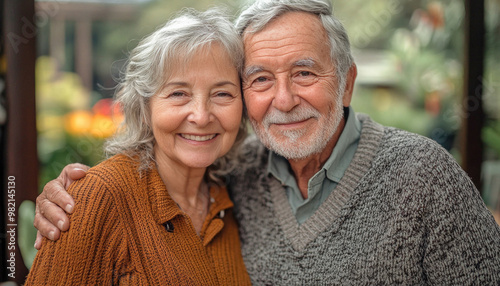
[34,0,500,284]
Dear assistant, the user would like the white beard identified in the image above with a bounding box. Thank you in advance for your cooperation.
[251,87,345,160]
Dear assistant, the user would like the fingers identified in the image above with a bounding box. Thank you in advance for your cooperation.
[34,179,73,241]
[33,163,88,242]
[39,178,75,218]
[44,179,75,214]
[37,193,71,230]
[34,231,43,250]
[45,163,88,212]
[62,163,89,188]
[33,210,60,242]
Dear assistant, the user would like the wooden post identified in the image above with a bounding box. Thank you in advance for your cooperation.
[461,0,485,192]
[2,0,39,283]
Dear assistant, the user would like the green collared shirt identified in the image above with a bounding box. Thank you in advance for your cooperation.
[267,106,362,224]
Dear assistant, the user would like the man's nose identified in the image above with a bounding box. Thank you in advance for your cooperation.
[272,78,300,112]
[187,98,213,126]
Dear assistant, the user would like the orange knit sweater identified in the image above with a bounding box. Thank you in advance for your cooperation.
[25,154,251,285]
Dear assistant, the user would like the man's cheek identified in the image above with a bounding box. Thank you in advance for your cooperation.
[244,93,270,122]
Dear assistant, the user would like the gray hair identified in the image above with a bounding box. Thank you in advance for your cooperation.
[235,0,354,90]
[105,8,248,183]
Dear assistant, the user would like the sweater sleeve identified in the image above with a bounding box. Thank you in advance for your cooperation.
[415,145,500,284]
[25,172,130,285]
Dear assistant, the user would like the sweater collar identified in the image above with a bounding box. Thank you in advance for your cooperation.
[146,166,233,225]
[269,114,385,251]
[267,106,362,188]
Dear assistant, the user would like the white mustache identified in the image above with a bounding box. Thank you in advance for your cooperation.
[263,106,320,127]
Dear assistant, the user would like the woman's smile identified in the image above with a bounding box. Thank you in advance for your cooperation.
[179,133,218,142]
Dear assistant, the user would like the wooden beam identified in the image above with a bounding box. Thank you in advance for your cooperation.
[49,19,65,68]
[75,19,92,91]
[461,0,485,192]
[36,1,139,21]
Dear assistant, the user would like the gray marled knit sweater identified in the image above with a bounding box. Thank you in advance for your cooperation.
[228,114,500,285]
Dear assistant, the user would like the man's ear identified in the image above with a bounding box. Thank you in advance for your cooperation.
[342,64,357,107]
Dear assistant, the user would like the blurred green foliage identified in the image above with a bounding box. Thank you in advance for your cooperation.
[92,0,245,91]
[36,56,106,193]
[18,201,37,269]
[483,121,500,157]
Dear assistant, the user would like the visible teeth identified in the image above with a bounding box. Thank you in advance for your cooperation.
[181,134,216,142]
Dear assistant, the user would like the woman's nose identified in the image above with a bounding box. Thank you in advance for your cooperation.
[187,98,213,126]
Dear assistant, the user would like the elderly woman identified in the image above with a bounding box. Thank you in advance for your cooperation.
[25,8,250,285]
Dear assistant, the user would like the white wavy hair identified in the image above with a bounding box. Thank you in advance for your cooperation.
[105,8,248,182]
[235,0,354,90]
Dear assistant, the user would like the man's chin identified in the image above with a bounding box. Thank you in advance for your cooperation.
[266,136,321,160]
[252,123,322,159]
[271,147,319,160]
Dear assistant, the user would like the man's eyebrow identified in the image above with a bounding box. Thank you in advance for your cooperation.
[243,65,264,78]
[243,59,315,78]
[293,58,316,67]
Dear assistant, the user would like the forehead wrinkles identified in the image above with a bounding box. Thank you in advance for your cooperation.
[244,37,326,70]
[246,36,316,53]
[244,12,328,45]
[244,17,331,67]
[247,45,316,64]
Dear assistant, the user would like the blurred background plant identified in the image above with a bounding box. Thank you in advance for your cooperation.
[19,55,124,268]
[37,56,123,191]
[343,0,465,154]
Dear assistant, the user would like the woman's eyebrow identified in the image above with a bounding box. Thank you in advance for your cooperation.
[214,81,238,87]
[164,81,190,87]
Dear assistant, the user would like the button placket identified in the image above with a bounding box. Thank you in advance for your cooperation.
[163,221,174,233]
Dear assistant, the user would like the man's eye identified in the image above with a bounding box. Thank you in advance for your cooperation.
[243,75,273,92]
[293,71,317,86]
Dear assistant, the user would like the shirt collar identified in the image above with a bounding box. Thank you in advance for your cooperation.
[147,166,233,225]
[324,106,362,182]
[267,106,361,185]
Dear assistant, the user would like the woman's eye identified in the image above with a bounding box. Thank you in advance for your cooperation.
[170,91,186,97]
[216,92,233,97]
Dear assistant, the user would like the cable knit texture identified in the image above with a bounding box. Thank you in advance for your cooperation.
[229,114,500,285]
[25,154,251,285]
